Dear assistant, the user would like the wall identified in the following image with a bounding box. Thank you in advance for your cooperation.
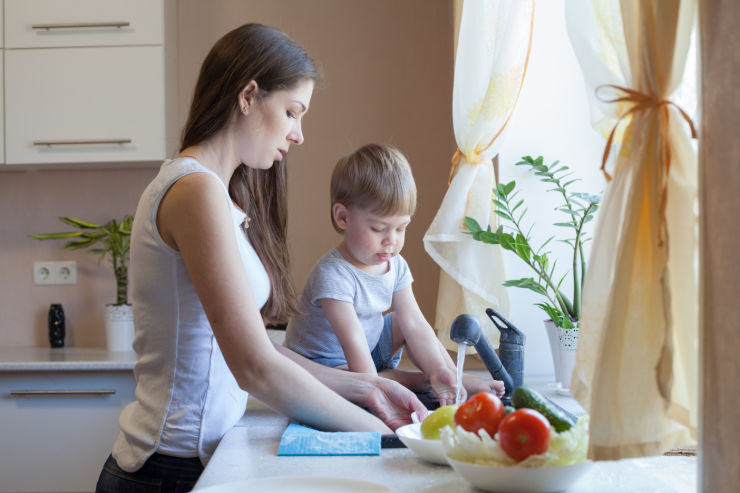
[0,0,454,347]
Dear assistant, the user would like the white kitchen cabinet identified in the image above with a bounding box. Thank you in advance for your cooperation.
[0,369,136,493]
[4,0,163,49]
[0,347,137,493]
[5,46,165,164]
[3,0,176,166]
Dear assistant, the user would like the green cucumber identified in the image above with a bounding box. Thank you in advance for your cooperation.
[511,385,577,432]
[504,405,515,416]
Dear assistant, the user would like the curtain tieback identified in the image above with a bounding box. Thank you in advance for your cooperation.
[448,146,486,186]
[597,84,697,181]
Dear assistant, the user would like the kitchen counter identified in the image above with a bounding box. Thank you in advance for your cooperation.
[0,346,137,371]
[194,381,697,492]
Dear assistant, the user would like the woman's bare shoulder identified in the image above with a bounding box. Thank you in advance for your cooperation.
[158,171,231,248]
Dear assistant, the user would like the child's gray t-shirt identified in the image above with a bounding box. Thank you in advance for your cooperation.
[285,248,413,364]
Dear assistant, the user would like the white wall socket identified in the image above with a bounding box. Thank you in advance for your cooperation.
[33,261,77,285]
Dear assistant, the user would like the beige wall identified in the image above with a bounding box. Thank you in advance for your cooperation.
[0,0,454,347]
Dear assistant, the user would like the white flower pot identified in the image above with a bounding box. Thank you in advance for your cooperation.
[104,304,134,352]
[544,320,579,391]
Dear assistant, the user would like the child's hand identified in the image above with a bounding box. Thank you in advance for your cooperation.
[429,368,465,407]
[462,373,506,398]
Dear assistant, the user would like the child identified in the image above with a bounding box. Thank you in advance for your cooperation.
[285,144,504,406]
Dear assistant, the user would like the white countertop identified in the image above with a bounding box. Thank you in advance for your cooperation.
[194,381,697,492]
[0,346,137,371]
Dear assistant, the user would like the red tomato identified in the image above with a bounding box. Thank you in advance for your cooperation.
[497,408,551,461]
[453,392,505,438]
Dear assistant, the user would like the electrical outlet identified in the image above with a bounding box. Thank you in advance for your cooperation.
[33,261,77,285]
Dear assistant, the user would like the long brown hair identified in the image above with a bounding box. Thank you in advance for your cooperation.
[180,23,318,322]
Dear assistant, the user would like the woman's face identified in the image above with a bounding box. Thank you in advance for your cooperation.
[238,78,314,169]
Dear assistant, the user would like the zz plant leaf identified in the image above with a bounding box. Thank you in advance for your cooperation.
[465,156,600,329]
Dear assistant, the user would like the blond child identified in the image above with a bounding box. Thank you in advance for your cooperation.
[285,144,504,406]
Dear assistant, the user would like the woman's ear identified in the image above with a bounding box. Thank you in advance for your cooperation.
[238,80,259,114]
[332,203,350,230]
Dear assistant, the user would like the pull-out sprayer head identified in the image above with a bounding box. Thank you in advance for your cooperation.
[449,314,482,346]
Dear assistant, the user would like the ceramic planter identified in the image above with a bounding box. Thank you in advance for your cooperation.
[104,304,134,352]
[544,319,579,390]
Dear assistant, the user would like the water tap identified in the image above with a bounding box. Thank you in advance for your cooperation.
[485,308,526,391]
[450,314,515,400]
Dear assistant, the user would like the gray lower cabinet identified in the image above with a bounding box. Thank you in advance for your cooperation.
[0,370,135,492]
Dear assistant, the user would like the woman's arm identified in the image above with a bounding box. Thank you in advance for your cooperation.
[319,298,377,375]
[158,173,392,433]
[274,343,428,429]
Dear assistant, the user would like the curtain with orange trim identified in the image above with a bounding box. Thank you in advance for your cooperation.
[565,0,698,459]
[423,0,534,350]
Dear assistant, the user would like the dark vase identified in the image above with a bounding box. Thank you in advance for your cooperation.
[48,303,65,348]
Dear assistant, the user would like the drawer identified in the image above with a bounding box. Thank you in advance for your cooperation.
[5,45,165,164]
[0,370,136,492]
[5,0,163,48]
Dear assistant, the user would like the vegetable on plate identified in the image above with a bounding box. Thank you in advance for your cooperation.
[511,385,577,432]
[497,408,551,461]
[454,392,505,438]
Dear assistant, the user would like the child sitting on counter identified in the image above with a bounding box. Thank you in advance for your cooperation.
[285,144,505,406]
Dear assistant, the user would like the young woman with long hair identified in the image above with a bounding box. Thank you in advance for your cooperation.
[95,23,425,492]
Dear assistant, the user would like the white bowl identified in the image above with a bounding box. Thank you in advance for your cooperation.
[395,423,449,465]
[447,458,593,493]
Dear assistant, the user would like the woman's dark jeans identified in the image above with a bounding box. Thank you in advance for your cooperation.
[96,453,203,493]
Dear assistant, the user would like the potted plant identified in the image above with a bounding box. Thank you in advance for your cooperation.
[464,156,599,389]
[32,215,135,351]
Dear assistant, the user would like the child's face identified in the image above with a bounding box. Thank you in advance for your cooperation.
[336,205,411,272]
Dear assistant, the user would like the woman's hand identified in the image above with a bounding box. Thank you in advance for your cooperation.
[362,376,428,430]
[275,343,425,430]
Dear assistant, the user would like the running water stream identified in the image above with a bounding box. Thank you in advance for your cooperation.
[455,342,467,406]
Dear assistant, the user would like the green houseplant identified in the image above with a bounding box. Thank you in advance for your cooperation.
[464,156,599,387]
[32,216,133,305]
[32,215,135,351]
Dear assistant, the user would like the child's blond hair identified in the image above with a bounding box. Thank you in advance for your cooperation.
[330,144,417,233]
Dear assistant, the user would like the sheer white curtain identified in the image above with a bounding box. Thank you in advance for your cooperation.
[424,0,534,349]
[565,0,698,459]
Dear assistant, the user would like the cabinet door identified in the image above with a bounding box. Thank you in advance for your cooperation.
[0,371,136,493]
[5,46,165,164]
[5,0,162,48]
[0,60,4,163]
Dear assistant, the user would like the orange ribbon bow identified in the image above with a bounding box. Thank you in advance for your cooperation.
[597,84,697,181]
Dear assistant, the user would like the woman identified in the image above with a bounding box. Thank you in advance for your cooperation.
[96,23,425,492]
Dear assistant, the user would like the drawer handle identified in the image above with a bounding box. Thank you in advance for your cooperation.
[33,139,132,146]
[10,389,116,396]
[31,22,131,30]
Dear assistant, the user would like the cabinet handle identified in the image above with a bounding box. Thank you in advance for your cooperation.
[10,389,116,396]
[33,139,132,146]
[31,22,131,30]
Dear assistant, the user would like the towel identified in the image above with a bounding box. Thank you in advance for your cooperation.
[277,424,381,456]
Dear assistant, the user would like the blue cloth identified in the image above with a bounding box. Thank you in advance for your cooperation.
[277,424,381,456]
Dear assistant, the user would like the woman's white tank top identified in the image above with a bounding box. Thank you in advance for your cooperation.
[112,157,270,470]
